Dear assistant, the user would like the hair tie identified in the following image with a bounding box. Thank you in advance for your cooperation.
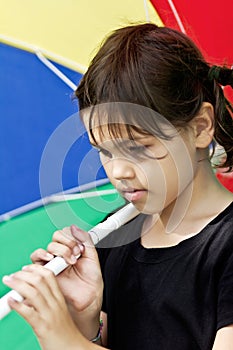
[208,65,220,81]
[208,65,233,87]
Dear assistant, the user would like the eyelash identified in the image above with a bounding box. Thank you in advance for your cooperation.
[129,145,146,153]
[97,145,147,159]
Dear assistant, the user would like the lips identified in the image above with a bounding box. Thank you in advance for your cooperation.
[121,188,147,202]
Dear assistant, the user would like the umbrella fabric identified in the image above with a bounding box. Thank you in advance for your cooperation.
[0,43,108,215]
[0,0,160,70]
[151,0,233,104]
[151,0,233,65]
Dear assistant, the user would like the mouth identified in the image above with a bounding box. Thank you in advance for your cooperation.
[121,188,147,202]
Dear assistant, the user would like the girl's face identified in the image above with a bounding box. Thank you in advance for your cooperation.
[87,123,197,215]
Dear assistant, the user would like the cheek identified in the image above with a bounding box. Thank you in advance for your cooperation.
[163,152,195,197]
[104,166,114,184]
[162,160,179,200]
[142,154,192,212]
[163,136,197,193]
[102,161,114,181]
[138,160,168,212]
[172,149,196,194]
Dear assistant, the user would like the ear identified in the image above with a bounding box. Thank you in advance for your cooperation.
[190,102,215,148]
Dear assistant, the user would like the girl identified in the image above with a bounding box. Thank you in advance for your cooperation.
[3,23,233,350]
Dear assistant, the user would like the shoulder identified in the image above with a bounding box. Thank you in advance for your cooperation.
[206,202,233,242]
[212,201,233,226]
[201,202,233,266]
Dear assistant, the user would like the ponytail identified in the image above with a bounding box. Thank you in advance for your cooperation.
[208,66,233,88]
[208,65,233,170]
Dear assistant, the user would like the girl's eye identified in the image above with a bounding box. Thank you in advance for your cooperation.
[128,145,146,153]
[98,148,112,159]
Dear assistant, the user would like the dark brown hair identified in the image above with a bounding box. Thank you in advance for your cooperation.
[76,23,233,169]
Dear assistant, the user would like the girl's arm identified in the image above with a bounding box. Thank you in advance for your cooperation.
[212,325,233,349]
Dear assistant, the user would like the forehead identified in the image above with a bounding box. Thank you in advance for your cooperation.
[82,107,125,131]
[87,123,150,146]
[81,107,149,144]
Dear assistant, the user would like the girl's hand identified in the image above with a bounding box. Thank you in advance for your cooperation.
[2,265,91,350]
[30,225,104,340]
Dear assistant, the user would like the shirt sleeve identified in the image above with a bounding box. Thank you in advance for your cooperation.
[217,250,233,330]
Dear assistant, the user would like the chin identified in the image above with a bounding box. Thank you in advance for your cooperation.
[133,201,164,216]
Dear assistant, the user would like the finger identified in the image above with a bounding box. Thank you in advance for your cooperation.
[52,227,76,245]
[70,225,94,246]
[70,225,98,260]
[7,297,39,328]
[3,265,65,314]
[30,249,54,265]
[51,228,83,263]
[21,264,66,303]
[47,241,82,265]
[2,272,49,311]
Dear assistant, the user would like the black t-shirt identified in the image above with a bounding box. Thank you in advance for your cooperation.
[97,202,233,350]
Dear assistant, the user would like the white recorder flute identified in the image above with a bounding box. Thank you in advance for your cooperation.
[0,203,139,320]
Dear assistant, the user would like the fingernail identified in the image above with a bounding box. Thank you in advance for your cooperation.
[71,225,82,233]
[22,265,29,270]
[71,255,77,263]
[46,253,54,259]
[8,297,17,304]
[78,244,84,253]
[2,275,12,283]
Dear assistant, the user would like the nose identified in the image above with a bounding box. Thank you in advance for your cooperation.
[110,158,135,180]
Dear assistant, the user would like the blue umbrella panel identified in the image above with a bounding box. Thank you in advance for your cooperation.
[0,42,107,217]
